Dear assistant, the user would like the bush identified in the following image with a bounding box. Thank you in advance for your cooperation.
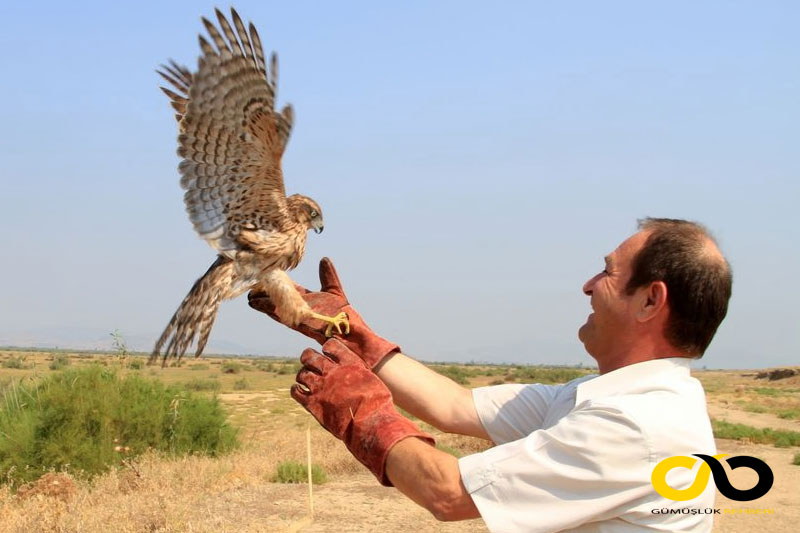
[126,359,144,370]
[793,453,800,466]
[273,460,327,484]
[49,355,70,371]
[276,363,301,375]
[233,378,250,391]
[711,420,800,447]
[221,362,244,374]
[184,378,221,392]
[254,361,276,372]
[433,365,471,385]
[2,356,30,370]
[0,366,238,487]
[509,366,590,384]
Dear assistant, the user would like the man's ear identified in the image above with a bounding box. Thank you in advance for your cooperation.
[636,281,668,322]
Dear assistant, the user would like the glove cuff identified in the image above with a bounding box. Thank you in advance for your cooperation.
[347,408,435,487]
[341,304,401,369]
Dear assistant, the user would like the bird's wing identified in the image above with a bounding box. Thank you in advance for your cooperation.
[157,8,295,253]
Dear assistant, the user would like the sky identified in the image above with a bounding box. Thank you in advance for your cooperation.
[0,1,797,369]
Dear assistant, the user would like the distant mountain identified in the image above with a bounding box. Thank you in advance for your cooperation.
[0,326,255,355]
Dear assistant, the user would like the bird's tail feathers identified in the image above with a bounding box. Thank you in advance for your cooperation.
[150,255,235,366]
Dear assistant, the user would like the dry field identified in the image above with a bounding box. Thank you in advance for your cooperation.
[0,350,798,532]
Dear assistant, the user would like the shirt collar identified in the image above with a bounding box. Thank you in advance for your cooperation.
[575,357,693,405]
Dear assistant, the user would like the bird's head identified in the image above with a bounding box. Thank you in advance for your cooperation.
[289,194,324,234]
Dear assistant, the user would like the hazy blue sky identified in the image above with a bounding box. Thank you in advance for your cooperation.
[1,1,797,369]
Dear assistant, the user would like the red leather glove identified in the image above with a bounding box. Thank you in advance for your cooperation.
[292,338,434,486]
[248,258,400,369]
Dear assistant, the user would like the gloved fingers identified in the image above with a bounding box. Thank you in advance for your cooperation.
[319,257,348,300]
[299,347,335,374]
[290,383,311,406]
[296,367,322,392]
[322,337,363,366]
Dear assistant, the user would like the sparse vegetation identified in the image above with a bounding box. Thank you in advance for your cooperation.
[221,362,244,374]
[48,354,70,371]
[126,358,144,370]
[273,460,328,484]
[183,377,222,392]
[233,378,250,391]
[793,453,800,466]
[1,355,31,370]
[711,420,800,447]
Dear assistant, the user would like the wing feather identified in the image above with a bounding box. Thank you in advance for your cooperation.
[157,8,294,252]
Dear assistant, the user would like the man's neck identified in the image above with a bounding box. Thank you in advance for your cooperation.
[596,338,687,375]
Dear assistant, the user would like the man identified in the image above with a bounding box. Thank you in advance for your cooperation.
[249,217,732,532]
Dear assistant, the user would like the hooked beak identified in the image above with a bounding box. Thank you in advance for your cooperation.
[313,226,324,234]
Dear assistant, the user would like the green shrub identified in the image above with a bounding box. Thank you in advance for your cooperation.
[273,460,327,484]
[793,453,800,466]
[189,364,210,371]
[433,365,471,385]
[1,356,30,370]
[254,362,276,372]
[277,363,301,375]
[711,420,800,447]
[509,366,590,384]
[49,355,70,371]
[777,409,800,420]
[0,366,238,486]
[221,362,244,374]
[126,359,144,370]
[233,378,250,391]
[751,387,782,397]
[184,378,221,392]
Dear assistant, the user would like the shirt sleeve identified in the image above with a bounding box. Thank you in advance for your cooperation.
[458,403,654,533]
[472,383,562,444]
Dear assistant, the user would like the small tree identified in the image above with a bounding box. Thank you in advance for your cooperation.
[110,329,129,366]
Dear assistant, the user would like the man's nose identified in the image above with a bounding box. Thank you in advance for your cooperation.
[583,272,603,295]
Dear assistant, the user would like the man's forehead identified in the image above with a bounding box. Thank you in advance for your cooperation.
[609,230,651,262]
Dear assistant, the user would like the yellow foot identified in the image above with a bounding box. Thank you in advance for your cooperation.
[310,311,350,337]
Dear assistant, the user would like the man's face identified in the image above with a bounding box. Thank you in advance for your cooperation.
[578,231,650,359]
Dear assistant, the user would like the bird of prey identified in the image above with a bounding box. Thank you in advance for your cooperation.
[150,8,348,365]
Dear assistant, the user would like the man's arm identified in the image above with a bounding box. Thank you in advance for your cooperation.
[385,437,480,521]
[375,352,489,439]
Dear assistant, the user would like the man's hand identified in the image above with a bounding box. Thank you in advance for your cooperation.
[248,258,400,368]
[292,338,435,486]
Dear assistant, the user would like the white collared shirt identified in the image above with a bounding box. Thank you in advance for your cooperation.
[459,358,717,532]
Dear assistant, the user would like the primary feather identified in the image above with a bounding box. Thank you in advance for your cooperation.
[151,8,325,365]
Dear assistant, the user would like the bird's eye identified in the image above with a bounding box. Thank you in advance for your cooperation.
[310,210,318,217]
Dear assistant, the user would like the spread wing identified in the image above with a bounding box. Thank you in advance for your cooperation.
[158,8,295,253]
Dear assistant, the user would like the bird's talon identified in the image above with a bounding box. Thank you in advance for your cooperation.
[311,311,350,338]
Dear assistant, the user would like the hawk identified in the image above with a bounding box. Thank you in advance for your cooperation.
[150,8,348,365]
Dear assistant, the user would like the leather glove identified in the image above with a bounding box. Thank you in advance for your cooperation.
[248,258,400,369]
[292,338,435,486]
